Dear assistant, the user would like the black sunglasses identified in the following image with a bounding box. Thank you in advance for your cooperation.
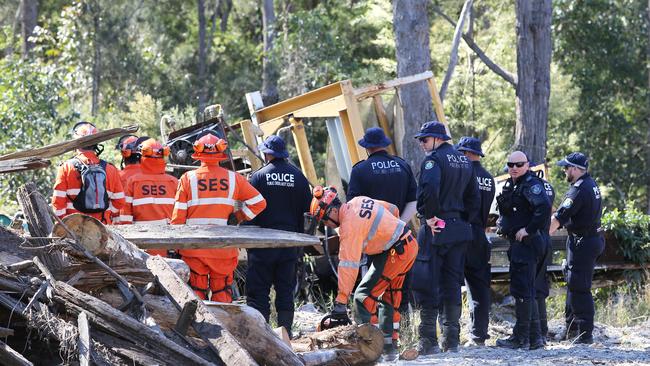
[507,161,528,168]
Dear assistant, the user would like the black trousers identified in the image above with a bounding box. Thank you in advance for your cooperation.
[464,225,491,341]
[246,250,298,321]
[564,234,605,334]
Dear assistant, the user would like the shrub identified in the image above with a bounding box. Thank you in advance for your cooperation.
[602,202,650,265]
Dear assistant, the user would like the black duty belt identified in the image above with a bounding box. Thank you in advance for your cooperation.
[391,228,413,255]
[568,227,603,238]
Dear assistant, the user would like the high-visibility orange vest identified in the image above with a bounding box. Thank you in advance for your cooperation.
[172,163,267,258]
[52,151,125,224]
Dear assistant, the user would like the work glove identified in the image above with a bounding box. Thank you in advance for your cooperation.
[330,302,348,320]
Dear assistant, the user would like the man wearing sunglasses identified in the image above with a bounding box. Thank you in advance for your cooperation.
[495,151,551,350]
[411,121,480,354]
[550,152,603,344]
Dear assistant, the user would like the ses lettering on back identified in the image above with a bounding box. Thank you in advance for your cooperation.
[359,198,375,219]
[141,184,168,195]
[197,178,228,191]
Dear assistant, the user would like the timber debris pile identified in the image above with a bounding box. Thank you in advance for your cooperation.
[0,183,384,365]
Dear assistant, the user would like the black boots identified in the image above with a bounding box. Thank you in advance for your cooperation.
[417,307,440,355]
[277,310,294,339]
[440,303,461,352]
[496,298,531,349]
[537,297,548,343]
[529,300,545,350]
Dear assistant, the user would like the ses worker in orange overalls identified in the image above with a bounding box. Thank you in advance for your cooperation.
[52,121,125,224]
[115,134,143,188]
[119,138,178,257]
[172,131,267,302]
[309,186,418,356]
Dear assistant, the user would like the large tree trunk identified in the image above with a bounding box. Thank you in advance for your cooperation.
[393,0,435,175]
[197,0,209,112]
[20,0,37,58]
[514,0,552,164]
[261,0,279,106]
[217,0,232,32]
[646,0,650,213]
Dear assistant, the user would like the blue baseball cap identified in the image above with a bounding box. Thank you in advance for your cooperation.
[358,127,392,149]
[456,136,484,157]
[258,135,289,159]
[557,152,588,170]
[414,121,451,141]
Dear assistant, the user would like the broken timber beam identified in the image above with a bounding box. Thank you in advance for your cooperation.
[0,125,139,161]
[147,256,259,366]
[51,280,216,366]
[0,157,50,173]
[111,224,320,250]
[292,324,384,366]
[0,340,33,366]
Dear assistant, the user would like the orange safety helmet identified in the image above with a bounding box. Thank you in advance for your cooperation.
[116,134,139,158]
[309,186,341,222]
[72,121,98,139]
[191,132,228,162]
[138,138,170,158]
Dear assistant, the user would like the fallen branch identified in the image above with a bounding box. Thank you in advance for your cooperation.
[0,157,50,174]
[0,339,33,366]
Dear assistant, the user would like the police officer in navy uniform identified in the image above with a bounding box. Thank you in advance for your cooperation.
[246,135,312,338]
[411,121,480,354]
[534,168,555,345]
[550,152,603,344]
[456,137,495,347]
[347,127,418,221]
[495,151,551,350]
[347,127,418,320]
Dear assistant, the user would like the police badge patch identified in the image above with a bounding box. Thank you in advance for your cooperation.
[561,198,573,208]
[425,161,434,170]
[531,185,542,195]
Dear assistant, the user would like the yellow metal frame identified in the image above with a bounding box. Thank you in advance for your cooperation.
[245,71,448,183]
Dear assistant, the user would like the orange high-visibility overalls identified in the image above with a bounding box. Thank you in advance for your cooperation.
[172,163,266,302]
[336,196,418,346]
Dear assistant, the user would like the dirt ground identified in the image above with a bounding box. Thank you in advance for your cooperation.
[294,303,650,365]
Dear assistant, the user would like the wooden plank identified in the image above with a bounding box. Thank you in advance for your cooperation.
[0,340,33,366]
[52,281,215,366]
[353,71,434,100]
[110,224,320,250]
[0,125,138,161]
[372,95,397,155]
[0,157,50,173]
[78,312,91,366]
[254,82,343,124]
[146,256,258,366]
[290,117,318,185]
[340,80,368,163]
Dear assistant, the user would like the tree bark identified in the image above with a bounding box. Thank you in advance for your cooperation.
[262,0,279,106]
[20,0,37,59]
[514,0,552,164]
[646,0,650,213]
[292,324,384,366]
[216,0,232,32]
[197,0,209,112]
[392,0,435,175]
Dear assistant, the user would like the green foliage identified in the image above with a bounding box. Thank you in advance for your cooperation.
[602,203,650,264]
[0,58,76,207]
[554,0,650,209]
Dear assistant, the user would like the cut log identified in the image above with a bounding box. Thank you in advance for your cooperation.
[52,214,189,283]
[0,326,15,337]
[17,183,66,272]
[146,256,259,366]
[0,340,33,366]
[0,157,50,173]
[0,125,139,161]
[111,224,320,250]
[293,324,384,366]
[51,280,215,366]
[204,301,303,366]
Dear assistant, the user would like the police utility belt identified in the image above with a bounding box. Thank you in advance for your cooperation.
[389,227,413,255]
[568,227,603,239]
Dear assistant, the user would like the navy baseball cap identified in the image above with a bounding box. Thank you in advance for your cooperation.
[258,135,289,159]
[557,152,588,170]
[358,127,392,149]
[456,136,484,157]
[414,121,451,141]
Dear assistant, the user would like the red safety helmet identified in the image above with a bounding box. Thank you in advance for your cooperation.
[138,138,170,158]
[72,121,98,139]
[191,132,228,162]
[116,135,139,158]
[309,186,341,222]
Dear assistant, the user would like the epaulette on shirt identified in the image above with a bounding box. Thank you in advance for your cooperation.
[352,159,366,168]
[574,179,584,187]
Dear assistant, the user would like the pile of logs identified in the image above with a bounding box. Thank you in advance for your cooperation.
[0,184,384,365]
